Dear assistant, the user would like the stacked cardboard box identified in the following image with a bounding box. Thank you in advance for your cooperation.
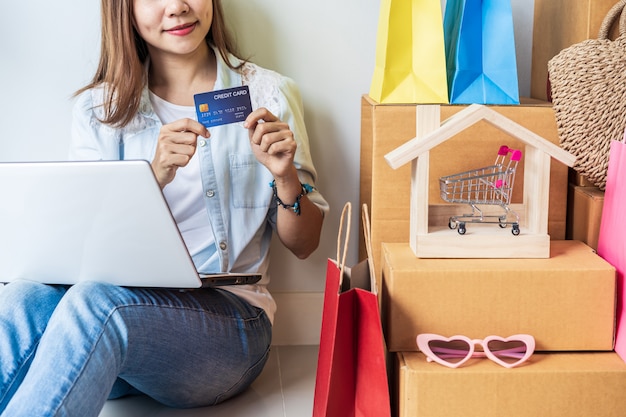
[381,241,615,353]
[531,0,617,101]
[359,95,568,285]
[531,0,610,255]
[566,168,605,251]
[381,240,617,417]
[360,96,620,415]
[532,0,611,252]
[566,183,605,251]
[396,352,626,417]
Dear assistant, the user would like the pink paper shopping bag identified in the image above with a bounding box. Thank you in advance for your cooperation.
[597,138,626,361]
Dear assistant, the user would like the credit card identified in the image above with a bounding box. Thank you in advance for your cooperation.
[193,86,252,128]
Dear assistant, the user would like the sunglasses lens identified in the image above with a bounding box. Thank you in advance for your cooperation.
[486,339,528,365]
[428,339,471,365]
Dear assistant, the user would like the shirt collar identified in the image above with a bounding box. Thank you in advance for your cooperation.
[138,45,243,121]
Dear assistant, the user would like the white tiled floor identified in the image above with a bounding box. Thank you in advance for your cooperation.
[99,345,319,417]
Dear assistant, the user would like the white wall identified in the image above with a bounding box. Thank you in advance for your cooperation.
[0,0,535,343]
[0,3,101,161]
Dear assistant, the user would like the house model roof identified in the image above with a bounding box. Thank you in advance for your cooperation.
[385,103,575,170]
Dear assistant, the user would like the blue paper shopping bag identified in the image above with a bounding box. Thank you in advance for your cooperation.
[443,0,520,104]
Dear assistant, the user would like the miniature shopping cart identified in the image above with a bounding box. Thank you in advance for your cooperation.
[439,145,522,236]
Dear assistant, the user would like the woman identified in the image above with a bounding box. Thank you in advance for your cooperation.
[0,0,327,415]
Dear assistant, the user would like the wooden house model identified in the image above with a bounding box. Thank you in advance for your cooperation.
[384,104,576,258]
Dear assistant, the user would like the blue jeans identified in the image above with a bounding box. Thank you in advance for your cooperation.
[0,280,272,417]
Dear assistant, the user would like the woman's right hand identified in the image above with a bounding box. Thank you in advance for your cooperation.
[151,118,209,188]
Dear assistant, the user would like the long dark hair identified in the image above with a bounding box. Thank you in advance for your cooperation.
[75,0,244,127]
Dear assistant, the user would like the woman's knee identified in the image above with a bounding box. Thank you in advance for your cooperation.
[54,281,130,321]
[0,280,66,314]
[42,282,132,361]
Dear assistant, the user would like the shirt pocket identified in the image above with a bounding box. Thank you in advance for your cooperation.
[229,154,270,209]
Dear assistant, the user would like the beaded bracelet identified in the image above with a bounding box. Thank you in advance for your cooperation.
[269,179,315,216]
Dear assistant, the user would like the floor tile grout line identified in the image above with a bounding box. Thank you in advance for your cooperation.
[275,346,288,417]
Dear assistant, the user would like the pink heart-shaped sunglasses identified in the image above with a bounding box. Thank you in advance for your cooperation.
[416,333,535,369]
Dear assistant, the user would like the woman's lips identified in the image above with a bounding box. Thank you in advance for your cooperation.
[165,22,197,36]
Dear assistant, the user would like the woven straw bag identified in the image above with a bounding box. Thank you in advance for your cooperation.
[548,0,626,190]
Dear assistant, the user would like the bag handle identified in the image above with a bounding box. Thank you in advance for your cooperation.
[599,0,626,39]
[336,202,377,290]
[336,202,351,279]
[361,203,375,285]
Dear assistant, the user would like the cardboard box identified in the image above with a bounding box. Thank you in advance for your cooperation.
[566,185,605,251]
[568,168,596,187]
[360,96,569,279]
[381,240,615,352]
[396,351,626,417]
[531,0,617,100]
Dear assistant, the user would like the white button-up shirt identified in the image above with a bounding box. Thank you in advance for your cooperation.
[68,49,329,323]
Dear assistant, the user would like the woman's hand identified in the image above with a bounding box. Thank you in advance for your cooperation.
[151,118,209,188]
[244,108,296,180]
[244,108,323,259]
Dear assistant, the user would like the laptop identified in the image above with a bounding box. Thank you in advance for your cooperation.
[0,160,261,288]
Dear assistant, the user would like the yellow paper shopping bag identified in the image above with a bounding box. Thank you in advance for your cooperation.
[369,0,449,104]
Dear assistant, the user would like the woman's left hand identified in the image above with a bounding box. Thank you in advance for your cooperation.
[244,108,322,259]
[243,108,296,179]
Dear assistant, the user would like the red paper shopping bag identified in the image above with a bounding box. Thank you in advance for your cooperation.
[597,138,626,362]
[312,203,391,417]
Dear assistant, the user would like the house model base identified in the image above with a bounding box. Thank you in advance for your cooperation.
[414,227,550,259]
[384,104,575,259]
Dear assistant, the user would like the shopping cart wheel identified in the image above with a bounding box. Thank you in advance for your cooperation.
[448,218,457,229]
[498,216,507,228]
[512,224,520,236]
[458,222,466,235]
